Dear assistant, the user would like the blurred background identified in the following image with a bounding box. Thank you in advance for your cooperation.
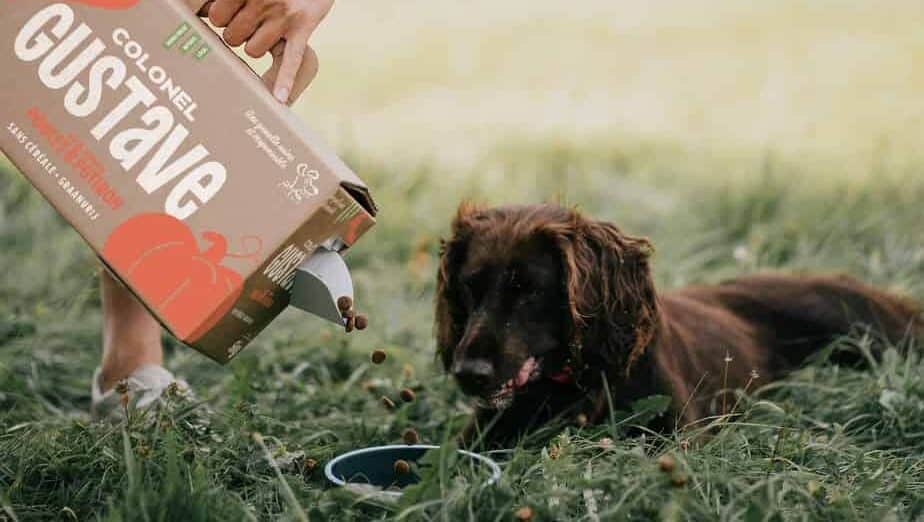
[303,0,923,180]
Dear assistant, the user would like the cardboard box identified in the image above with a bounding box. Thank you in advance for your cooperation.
[0,0,377,363]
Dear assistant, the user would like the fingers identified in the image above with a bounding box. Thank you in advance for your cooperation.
[204,0,334,104]
[223,2,270,47]
[271,35,319,104]
[269,1,332,103]
[276,33,307,103]
[196,1,215,17]
[208,0,245,28]
[244,17,286,58]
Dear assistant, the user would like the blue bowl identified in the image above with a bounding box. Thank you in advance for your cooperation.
[324,445,502,500]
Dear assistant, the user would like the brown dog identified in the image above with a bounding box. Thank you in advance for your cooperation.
[435,203,922,444]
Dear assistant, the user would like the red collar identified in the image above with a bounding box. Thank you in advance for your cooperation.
[548,365,575,384]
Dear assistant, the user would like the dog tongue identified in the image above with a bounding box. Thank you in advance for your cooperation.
[514,357,537,388]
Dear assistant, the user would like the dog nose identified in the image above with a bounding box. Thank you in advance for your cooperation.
[452,359,495,390]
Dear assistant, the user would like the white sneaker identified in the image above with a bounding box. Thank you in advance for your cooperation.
[91,365,190,421]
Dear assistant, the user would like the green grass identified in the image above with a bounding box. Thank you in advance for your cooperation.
[2,149,924,520]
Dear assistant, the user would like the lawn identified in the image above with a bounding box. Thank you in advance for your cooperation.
[2,0,924,520]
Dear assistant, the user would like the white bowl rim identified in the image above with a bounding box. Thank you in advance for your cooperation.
[324,444,502,498]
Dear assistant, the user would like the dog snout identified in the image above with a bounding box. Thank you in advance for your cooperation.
[452,358,495,392]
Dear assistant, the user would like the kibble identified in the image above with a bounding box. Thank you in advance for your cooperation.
[514,506,534,521]
[399,388,416,403]
[354,314,368,330]
[345,316,355,333]
[370,349,387,364]
[342,308,355,319]
[670,472,687,488]
[402,428,420,445]
[575,413,588,427]
[337,296,353,312]
[657,454,676,473]
[394,459,411,475]
[381,396,396,410]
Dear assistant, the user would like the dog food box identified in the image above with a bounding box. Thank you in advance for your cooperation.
[0,0,377,363]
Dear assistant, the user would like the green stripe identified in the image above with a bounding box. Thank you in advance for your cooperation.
[163,23,190,49]
[180,33,201,54]
[194,45,210,60]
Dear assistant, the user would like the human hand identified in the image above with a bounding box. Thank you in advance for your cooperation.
[199,0,335,104]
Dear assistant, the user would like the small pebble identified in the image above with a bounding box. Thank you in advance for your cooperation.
[381,396,396,410]
[337,296,353,312]
[370,349,387,364]
[402,428,420,445]
[399,388,416,403]
[657,454,676,473]
[514,506,534,521]
[394,459,411,475]
[354,314,368,330]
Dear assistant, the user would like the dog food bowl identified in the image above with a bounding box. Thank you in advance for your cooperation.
[324,445,502,500]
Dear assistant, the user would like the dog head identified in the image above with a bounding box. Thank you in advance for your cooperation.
[435,203,658,409]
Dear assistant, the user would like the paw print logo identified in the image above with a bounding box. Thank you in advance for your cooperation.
[278,164,320,204]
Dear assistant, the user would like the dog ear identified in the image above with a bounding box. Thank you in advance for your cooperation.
[434,203,482,371]
[552,214,657,375]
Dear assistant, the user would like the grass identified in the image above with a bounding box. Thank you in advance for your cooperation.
[3,0,924,519]
[2,153,924,520]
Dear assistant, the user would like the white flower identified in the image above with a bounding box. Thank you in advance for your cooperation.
[733,245,750,262]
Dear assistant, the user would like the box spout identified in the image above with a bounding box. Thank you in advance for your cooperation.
[289,246,352,324]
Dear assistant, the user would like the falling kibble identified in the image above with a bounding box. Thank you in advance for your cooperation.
[399,388,416,403]
[575,413,588,427]
[402,428,420,445]
[345,316,355,333]
[370,349,387,364]
[337,296,353,312]
[302,457,318,472]
[394,459,411,475]
[381,396,396,410]
[657,454,677,473]
[670,472,688,488]
[354,314,368,330]
[514,506,534,521]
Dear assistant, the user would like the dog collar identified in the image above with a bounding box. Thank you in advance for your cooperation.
[547,364,575,384]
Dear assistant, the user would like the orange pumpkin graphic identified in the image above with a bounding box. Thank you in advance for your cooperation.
[103,213,257,341]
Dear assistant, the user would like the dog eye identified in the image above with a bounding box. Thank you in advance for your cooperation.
[508,270,531,292]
